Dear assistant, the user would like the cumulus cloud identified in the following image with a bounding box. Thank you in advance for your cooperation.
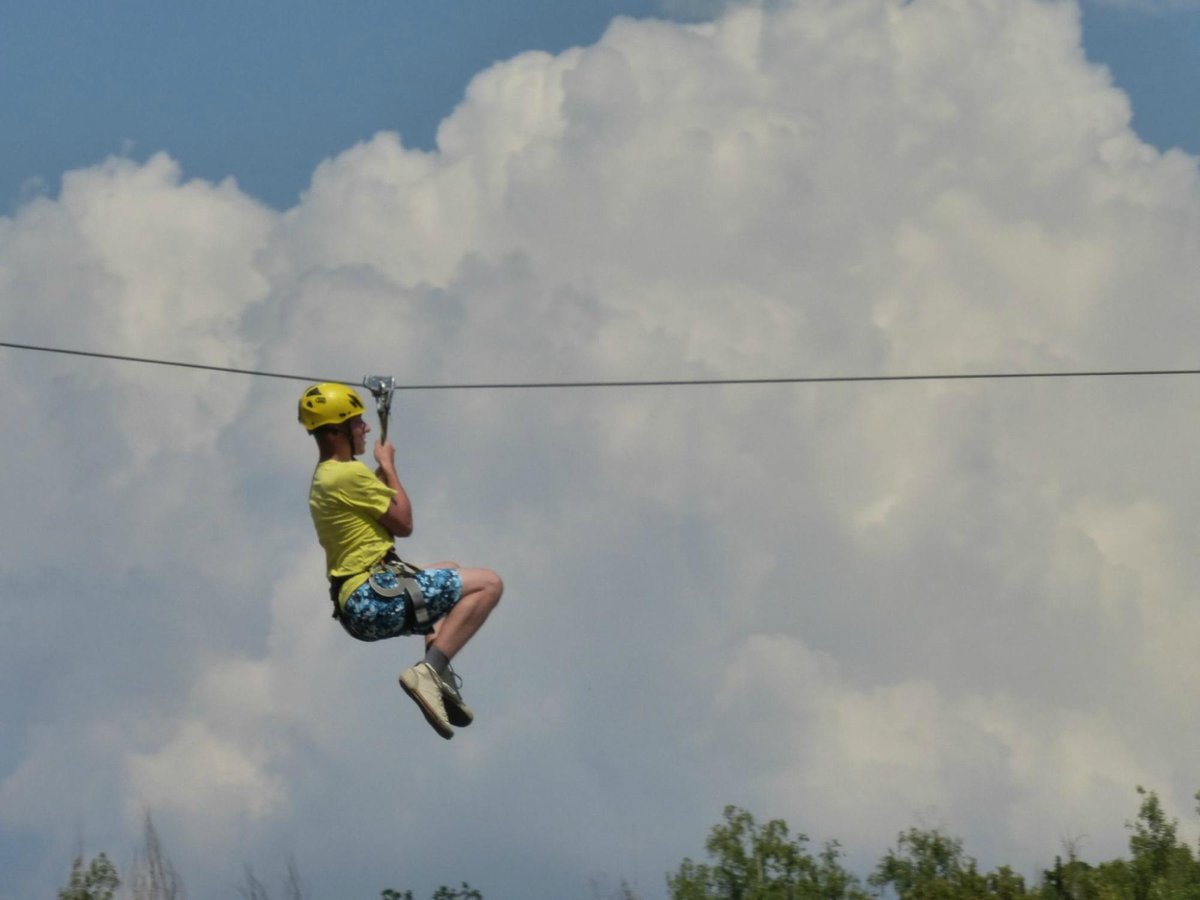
[3,0,1200,897]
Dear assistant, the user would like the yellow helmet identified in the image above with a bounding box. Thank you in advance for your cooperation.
[298,382,366,432]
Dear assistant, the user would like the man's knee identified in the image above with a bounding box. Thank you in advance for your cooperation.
[461,568,502,607]
[482,569,503,606]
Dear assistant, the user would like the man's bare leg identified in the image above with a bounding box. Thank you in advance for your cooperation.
[422,561,460,653]
[427,567,502,659]
[400,566,501,736]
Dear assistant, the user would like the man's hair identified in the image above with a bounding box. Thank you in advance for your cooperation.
[311,422,348,442]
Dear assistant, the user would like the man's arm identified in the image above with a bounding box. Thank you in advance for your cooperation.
[374,439,414,537]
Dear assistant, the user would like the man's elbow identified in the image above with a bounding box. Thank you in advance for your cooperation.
[379,509,413,538]
[392,510,414,537]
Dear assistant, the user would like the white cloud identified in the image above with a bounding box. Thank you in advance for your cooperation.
[125,721,287,826]
[3,0,1200,897]
[709,634,1170,868]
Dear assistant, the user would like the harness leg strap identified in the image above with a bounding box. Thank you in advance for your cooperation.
[403,577,431,626]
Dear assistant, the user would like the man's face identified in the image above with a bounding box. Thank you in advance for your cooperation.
[349,416,369,455]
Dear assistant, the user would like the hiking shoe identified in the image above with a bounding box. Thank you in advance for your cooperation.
[399,663,453,739]
[438,664,474,728]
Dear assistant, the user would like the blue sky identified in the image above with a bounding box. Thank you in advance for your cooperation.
[2,1,1198,213]
[1082,3,1200,155]
[3,2,1200,899]
[2,0,662,212]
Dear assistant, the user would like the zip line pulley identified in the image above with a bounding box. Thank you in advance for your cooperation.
[363,375,395,442]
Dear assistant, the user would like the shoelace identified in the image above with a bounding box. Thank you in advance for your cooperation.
[441,664,465,699]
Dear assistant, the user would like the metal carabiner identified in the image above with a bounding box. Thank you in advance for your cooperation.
[362,375,396,442]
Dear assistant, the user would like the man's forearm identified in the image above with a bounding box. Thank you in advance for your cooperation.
[376,464,401,491]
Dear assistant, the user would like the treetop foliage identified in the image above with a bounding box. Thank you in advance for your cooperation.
[668,788,1200,900]
[58,787,1200,900]
[58,852,119,900]
[669,804,871,900]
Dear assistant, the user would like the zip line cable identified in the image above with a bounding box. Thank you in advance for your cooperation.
[4,339,1200,390]
[0,341,332,385]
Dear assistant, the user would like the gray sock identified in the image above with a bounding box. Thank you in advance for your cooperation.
[423,645,450,677]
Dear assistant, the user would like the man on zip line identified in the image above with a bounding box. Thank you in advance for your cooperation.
[300,381,503,739]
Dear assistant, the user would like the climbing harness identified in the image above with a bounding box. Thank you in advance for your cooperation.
[329,548,431,629]
[368,550,431,627]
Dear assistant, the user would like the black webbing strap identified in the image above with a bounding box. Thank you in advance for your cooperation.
[329,575,349,620]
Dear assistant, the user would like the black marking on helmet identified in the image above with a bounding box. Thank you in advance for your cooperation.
[350,394,364,409]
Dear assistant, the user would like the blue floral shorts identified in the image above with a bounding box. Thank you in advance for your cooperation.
[340,568,463,642]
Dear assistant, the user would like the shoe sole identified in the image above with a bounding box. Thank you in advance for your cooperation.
[399,671,454,740]
[441,688,474,727]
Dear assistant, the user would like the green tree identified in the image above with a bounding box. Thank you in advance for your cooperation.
[987,865,1034,900]
[1039,850,1130,900]
[871,828,984,899]
[870,828,1036,900]
[382,884,482,900]
[668,804,869,899]
[1123,787,1200,900]
[432,885,483,900]
[59,852,120,900]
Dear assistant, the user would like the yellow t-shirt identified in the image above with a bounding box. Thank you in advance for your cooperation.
[308,459,397,604]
